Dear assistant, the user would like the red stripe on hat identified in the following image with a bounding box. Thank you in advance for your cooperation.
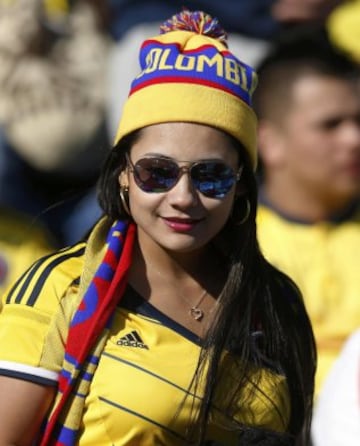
[130,75,244,100]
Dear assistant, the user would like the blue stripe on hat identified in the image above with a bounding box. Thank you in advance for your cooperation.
[131,41,255,106]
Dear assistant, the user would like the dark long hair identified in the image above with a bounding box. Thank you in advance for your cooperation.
[97,130,316,446]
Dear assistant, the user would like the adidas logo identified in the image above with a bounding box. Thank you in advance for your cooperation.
[117,330,149,349]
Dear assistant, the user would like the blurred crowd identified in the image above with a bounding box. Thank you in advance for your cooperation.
[0,0,359,444]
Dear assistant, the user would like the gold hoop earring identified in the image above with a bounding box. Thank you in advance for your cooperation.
[232,198,250,225]
[119,186,131,216]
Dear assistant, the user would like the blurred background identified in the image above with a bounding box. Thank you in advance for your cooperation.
[0,1,359,444]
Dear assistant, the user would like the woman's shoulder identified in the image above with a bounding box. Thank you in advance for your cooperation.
[1,241,86,315]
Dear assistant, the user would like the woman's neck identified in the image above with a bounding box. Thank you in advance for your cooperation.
[128,230,226,337]
[134,227,217,279]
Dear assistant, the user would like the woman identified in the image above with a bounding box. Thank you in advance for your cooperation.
[0,10,316,446]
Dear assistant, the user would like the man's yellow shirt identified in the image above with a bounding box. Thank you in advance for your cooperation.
[257,203,360,396]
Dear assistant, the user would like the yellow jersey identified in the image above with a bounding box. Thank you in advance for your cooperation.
[0,238,290,444]
[257,203,360,396]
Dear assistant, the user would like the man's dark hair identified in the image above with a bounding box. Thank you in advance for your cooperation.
[253,26,359,123]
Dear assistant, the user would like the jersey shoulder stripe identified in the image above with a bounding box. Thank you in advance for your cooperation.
[0,361,58,386]
[5,243,86,310]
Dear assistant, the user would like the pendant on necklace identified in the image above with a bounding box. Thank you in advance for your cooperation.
[190,307,204,321]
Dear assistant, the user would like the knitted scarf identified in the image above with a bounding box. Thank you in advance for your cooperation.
[40,218,136,446]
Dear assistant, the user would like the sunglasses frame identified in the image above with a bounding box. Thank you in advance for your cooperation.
[125,153,243,198]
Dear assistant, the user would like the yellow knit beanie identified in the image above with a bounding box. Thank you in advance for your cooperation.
[114,10,258,169]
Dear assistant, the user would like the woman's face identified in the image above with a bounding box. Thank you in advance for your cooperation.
[120,122,241,254]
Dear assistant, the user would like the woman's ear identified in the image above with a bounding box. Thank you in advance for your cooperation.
[118,168,129,189]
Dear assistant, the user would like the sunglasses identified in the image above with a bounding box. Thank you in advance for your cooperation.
[125,154,243,198]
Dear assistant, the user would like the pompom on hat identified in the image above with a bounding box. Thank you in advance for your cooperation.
[115,10,258,168]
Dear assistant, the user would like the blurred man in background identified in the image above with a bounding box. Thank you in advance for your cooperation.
[254,27,360,396]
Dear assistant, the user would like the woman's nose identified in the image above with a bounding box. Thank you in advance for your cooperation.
[166,171,199,208]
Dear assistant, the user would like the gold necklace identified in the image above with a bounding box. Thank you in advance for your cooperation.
[149,268,209,321]
[186,288,208,321]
